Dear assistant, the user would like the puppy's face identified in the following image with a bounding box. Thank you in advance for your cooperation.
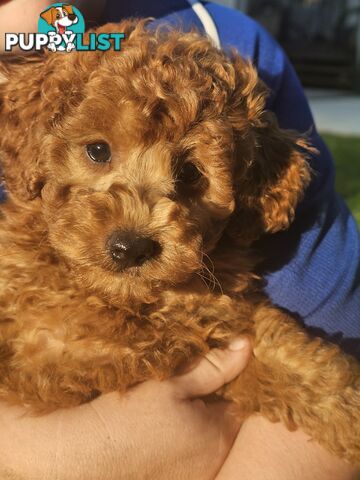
[0,21,311,302]
[39,50,237,300]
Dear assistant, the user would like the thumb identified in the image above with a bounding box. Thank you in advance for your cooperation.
[171,337,251,399]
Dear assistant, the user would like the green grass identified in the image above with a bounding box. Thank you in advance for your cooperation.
[321,133,360,225]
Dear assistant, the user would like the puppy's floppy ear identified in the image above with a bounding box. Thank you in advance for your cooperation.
[40,7,56,26]
[226,56,313,245]
[0,57,48,201]
[0,48,93,202]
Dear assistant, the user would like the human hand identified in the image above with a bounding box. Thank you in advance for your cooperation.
[0,338,251,480]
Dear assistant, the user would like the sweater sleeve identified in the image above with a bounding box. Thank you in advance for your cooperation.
[261,51,360,360]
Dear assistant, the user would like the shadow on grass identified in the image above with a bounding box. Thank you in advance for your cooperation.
[322,133,360,225]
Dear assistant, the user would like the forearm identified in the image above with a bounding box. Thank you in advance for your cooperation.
[215,415,360,480]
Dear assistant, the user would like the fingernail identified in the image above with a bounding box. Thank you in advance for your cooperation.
[228,337,248,351]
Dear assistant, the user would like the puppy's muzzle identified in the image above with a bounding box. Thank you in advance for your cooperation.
[107,231,160,270]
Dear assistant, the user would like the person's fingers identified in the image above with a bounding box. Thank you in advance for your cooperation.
[171,337,251,398]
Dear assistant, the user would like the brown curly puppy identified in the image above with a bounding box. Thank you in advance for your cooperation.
[0,20,359,463]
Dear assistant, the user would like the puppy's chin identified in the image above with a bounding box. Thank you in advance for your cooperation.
[69,252,202,305]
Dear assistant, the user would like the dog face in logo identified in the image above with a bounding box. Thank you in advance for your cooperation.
[40,4,78,51]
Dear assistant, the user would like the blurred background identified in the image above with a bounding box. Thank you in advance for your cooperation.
[215,0,360,224]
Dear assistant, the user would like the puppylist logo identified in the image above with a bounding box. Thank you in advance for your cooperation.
[5,3,125,53]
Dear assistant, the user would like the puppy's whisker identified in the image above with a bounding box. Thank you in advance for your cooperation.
[206,268,222,294]
[201,266,216,291]
[199,251,223,294]
[198,262,223,294]
[195,270,212,291]
[202,252,216,275]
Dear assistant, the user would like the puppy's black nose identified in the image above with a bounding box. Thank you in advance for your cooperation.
[108,232,159,269]
[68,13,77,20]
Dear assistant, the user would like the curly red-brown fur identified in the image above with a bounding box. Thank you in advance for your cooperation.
[0,20,359,463]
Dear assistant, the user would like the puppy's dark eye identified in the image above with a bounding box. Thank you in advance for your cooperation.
[56,13,61,19]
[86,142,111,163]
[178,162,202,185]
